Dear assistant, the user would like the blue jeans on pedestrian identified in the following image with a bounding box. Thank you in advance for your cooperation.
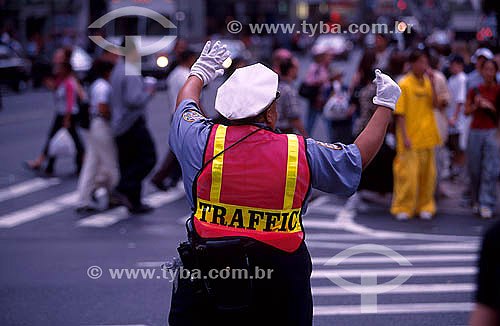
[306,105,321,136]
[466,129,499,210]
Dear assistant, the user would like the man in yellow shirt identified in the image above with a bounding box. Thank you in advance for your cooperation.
[391,49,440,220]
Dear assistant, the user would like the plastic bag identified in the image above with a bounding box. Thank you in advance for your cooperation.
[48,128,76,157]
[323,93,350,120]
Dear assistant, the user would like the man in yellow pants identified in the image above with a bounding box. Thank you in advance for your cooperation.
[391,49,441,220]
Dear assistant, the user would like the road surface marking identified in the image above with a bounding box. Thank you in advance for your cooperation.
[306,240,479,252]
[0,191,78,228]
[311,254,476,265]
[312,282,475,295]
[312,266,476,278]
[137,262,164,268]
[0,177,60,202]
[77,189,184,228]
[313,302,473,316]
[304,218,480,242]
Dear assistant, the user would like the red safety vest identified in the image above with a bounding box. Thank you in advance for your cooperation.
[193,124,311,253]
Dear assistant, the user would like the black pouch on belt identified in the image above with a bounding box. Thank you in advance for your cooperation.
[195,238,254,310]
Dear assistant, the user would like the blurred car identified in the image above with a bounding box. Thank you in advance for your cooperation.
[0,45,30,92]
[141,39,176,79]
[313,35,352,60]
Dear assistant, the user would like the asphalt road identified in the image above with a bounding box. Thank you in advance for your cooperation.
[0,72,498,326]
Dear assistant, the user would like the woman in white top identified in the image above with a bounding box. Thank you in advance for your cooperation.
[25,53,86,176]
[76,60,119,212]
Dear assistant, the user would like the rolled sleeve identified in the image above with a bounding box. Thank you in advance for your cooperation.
[306,139,362,196]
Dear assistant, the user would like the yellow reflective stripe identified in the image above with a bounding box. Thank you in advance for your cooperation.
[283,134,299,210]
[210,125,227,202]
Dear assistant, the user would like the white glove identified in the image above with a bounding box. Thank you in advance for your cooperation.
[372,69,401,111]
[189,40,231,86]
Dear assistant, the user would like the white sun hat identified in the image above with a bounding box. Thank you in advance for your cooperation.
[215,63,279,120]
[471,48,494,64]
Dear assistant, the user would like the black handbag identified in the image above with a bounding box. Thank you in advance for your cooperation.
[298,83,320,102]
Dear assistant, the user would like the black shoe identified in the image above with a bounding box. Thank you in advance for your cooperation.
[151,180,170,192]
[109,191,134,210]
[23,160,41,171]
[129,204,154,214]
[75,205,98,214]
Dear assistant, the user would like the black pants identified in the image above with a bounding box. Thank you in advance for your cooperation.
[151,150,181,185]
[115,117,157,206]
[168,241,313,326]
[43,114,85,174]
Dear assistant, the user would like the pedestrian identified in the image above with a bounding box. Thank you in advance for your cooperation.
[151,50,197,191]
[461,48,494,207]
[446,54,468,178]
[25,49,86,176]
[391,49,441,220]
[470,221,500,325]
[464,59,499,219]
[109,41,157,214]
[300,44,330,135]
[167,40,401,325]
[323,67,355,144]
[468,48,494,90]
[429,54,451,196]
[275,57,308,136]
[271,48,292,73]
[374,34,393,71]
[76,60,119,213]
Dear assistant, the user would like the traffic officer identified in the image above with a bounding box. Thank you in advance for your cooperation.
[167,40,401,325]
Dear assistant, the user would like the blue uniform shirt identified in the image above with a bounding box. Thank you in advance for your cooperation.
[169,99,362,208]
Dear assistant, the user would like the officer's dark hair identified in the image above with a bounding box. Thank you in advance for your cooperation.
[279,58,294,77]
[408,49,427,63]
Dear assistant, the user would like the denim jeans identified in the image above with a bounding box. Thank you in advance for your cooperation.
[306,105,321,136]
[466,129,499,210]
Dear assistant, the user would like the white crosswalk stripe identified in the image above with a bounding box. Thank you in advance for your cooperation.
[313,302,474,316]
[0,179,185,228]
[312,283,475,296]
[306,220,478,318]
[0,177,60,203]
[311,254,477,265]
[0,191,78,228]
[312,266,476,278]
[77,189,185,228]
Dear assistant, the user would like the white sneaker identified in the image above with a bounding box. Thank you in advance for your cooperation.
[419,211,433,220]
[480,207,493,219]
[395,213,409,221]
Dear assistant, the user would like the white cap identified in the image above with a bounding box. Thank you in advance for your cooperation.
[215,63,279,120]
[471,48,494,63]
[312,43,328,55]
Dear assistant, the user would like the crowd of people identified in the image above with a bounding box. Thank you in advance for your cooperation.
[24,40,162,214]
[274,34,499,220]
[18,34,500,220]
